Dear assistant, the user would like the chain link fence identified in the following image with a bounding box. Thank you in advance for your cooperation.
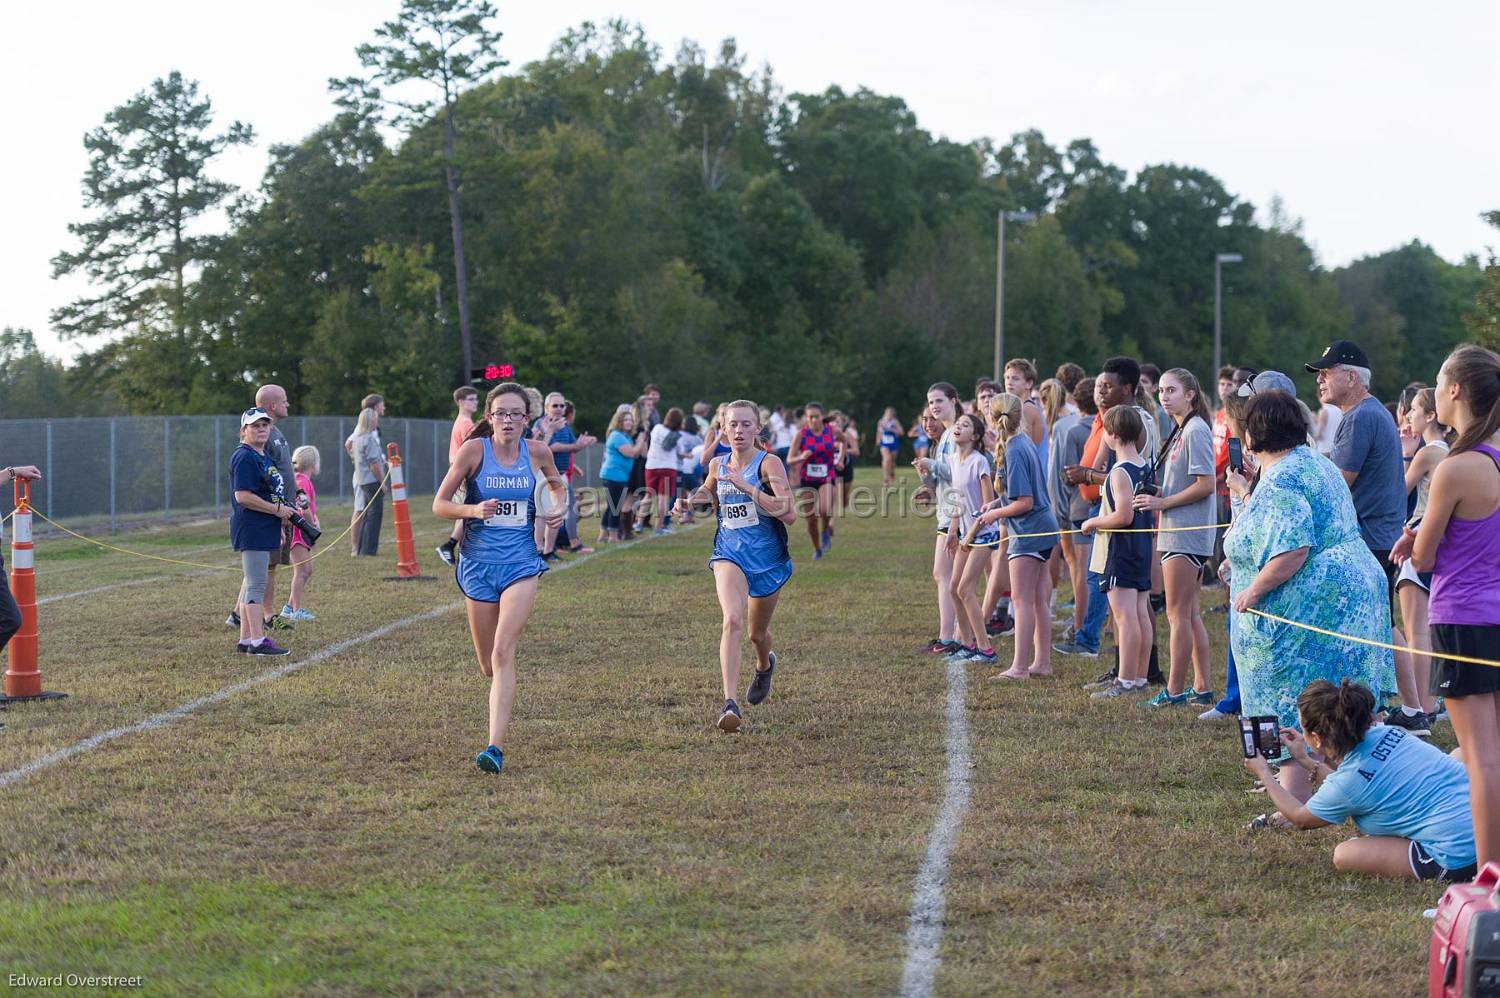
[0,416,605,533]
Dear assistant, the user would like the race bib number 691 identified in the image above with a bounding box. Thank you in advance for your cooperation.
[484,500,527,528]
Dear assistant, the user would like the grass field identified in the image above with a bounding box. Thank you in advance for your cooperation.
[0,475,1445,995]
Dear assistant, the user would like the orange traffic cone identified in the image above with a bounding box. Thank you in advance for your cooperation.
[387,443,421,580]
[3,479,66,703]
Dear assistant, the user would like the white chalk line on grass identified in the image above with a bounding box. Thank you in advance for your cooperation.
[898,651,972,998]
[0,526,688,792]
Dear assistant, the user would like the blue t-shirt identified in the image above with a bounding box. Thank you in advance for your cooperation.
[1306,724,1475,871]
[229,443,285,552]
[601,430,634,482]
[1331,395,1405,550]
[1003,434,1058,557]
[532,419,576,476]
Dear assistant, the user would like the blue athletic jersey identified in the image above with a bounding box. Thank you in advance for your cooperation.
[711,452,790,575]
[461,439,544,566]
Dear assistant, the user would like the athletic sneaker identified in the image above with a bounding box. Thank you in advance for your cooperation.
[280,604,317,622]
[225,610,240,628]
[822,528,833,550]
[235,640,252,655]
[567,545,595,555]
[813,548,823,561]
[1091,681,1139,700]
[475,745,503,774]
[944,645,978,664]
[1197,707,1236,722]
[1138,688,1189,708]
[1185,688,1216,706]
[244,639,290,657]
[1082,668,1119,691]
[264,615,294,632]
[747,652,778,706]
[986,614,1015,638]
[655,527,676,536]
[926,639,962,655]
[1054,639,1100,659]
[1384,709,1432,737]
[969,647,999,664]
[436,544,457,567]
[718,698,743,733]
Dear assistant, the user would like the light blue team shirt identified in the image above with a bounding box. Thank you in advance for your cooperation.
[1306,723,1475,871]
[601,429,634,482]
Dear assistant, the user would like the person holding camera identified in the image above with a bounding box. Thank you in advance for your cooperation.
[1223,390,1392,804]
[231,407,294,656]
[1243,679,1475,882]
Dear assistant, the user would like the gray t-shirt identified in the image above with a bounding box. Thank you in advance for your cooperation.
[1158,414,1216,556]
[351,431,386,487]
[1065,415,1095,524]
[1047,411,1081,519]
[1332,395,1405,550]
[1003,434,1058,557]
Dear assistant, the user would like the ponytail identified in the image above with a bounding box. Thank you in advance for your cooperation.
[1296,679,1376,761]
[1444,345,1500,456]
[988,393,1024,475]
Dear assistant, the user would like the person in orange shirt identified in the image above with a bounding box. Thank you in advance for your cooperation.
[437,386,481,566]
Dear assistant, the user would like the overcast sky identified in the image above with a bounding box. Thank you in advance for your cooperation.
[4,0,1496,360]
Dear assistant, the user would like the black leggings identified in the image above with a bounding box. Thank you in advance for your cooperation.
[601,479,629,532]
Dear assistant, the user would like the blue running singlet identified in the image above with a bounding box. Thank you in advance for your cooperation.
[879,421,901,451]
[457,438,548,601]
[710,451,793,598]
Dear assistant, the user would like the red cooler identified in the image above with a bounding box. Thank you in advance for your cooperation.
[1431,862,1500,996]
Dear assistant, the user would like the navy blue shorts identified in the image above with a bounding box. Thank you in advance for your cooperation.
[456,557,547,603]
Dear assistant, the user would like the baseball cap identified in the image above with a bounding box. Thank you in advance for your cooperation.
[240,407,273,426]
[1237,371,1298,399]
[1305,340,1371,372]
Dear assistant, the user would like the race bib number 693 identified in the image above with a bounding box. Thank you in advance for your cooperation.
[721,500,758,530]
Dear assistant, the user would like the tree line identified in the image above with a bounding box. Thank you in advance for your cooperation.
[6,3,1498,431]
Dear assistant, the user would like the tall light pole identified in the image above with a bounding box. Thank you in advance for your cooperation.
[995,210,1038,381]
[1213,252,1243,380]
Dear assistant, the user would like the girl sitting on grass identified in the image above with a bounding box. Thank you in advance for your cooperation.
[1243,679,1475,882]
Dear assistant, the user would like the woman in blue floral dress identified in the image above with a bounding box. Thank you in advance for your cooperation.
[1225,392,1393,803]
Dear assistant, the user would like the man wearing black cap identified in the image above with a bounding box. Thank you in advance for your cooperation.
[1307,340,1421,731]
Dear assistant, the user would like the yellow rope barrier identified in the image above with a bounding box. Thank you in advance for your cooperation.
[954,514,1500,668]
[26,468,393,572]
[960,520,1230,548]
[1245,609,1500,669]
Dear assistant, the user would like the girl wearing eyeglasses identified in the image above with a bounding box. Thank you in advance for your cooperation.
[434,382,567,775]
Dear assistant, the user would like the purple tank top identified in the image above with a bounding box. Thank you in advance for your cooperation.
[1429,443,1500,627]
